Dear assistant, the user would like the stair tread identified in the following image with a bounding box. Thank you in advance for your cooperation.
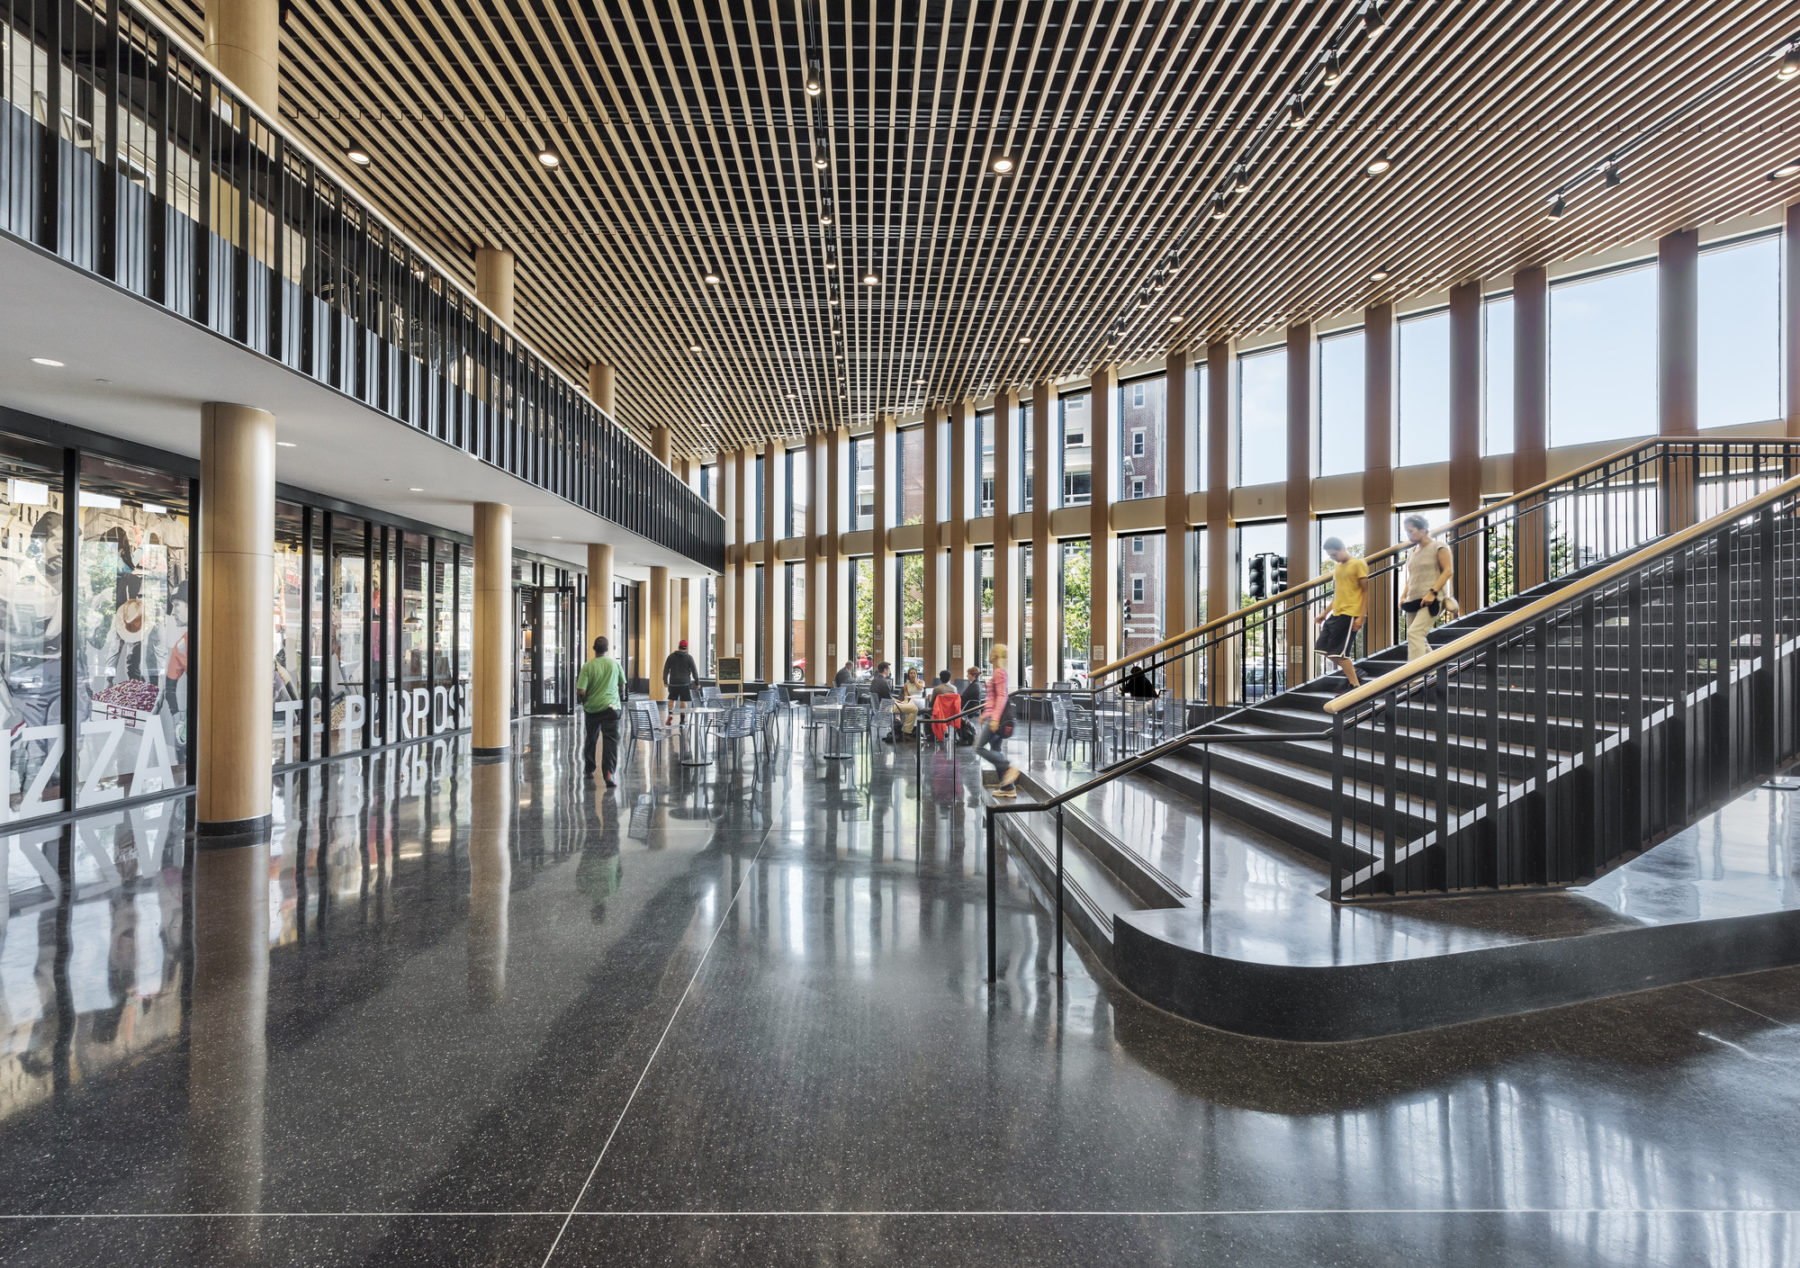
[1165,746,1447,827]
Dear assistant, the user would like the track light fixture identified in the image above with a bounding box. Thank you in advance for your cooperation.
[1209,194,1228,220]
[1778,44,1800,80]
[1545,194,1566,221]
[1231,164,1251,193]
[813,138,829,170]
[1600,160,1622,190]
[805,59,823,96]
[1285,95,1306,129]
[1363,0,1387,33]
[1323,50,1343,84]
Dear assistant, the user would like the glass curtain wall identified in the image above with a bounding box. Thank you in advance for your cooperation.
[1550,263,1657,447]
[1191,361,1209,494]
[1484,295,1515,455]
[1698,234,1781,429]
[976,546,995,666]
[851,558,874,668]
[1059,392,1092,506]
[1058,539,1091,683]
[331,516,368,753]
[1318,330,1365,476]
[1118,532,1165,663]
[1118,375,1166,500]
[0,433,69,821]
[273,503,306,764]
[851,438,875,530]
[897,427,925,525]
[1397,309,1451,467]
[1021,403,1035,511]
[897,553,924,673]
[1238,349,1286,487]
[786,561,806,681]
[751,564,764,681]
[1020,543,1035,685]
[786,447,808,538]
[76,458,191,807]
[750,455,764,541]
[975,411,996,516]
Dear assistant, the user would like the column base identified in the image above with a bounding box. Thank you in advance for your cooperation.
[196,814,273,847]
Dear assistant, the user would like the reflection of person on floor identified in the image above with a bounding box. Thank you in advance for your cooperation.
[578,786,624,924]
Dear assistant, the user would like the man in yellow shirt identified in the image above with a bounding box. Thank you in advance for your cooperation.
[1314,537,1368,692]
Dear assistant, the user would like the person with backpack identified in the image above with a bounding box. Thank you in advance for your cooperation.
[972,644,1020,796]
[662,638,699,717]
[576,635,624,788]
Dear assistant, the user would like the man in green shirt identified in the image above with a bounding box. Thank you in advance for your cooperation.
[575,635,624,786]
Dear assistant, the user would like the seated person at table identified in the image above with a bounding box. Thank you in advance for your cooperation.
[895,667,925,737]
[835,660,855,687]
[871,662,897,742]
[958,667,982,744]
[928,670,961,741]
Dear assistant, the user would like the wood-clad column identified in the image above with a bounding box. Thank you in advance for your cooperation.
[197,403,275,834]
[1204,340,1234,707]
[1513,268,1549,589]
[826,427,847,675]
[471,501,513,758]
[731,448,749,663]
[1364,305,1396,651]
[947,401,974,671]
[762,444,783,681]
[1163,348,1193,697]
[921,404,944,673]
[648,565,670,700]
[717,450,739,665]
[1283,324,1312,675]
[588,363,616,416]
[1660,228,1700,531]
[872,415,894,669]
[991,388,1016,663]
[204,0,278,113]
[586,543,614,652]
[1448,282,1484,610]
[652,425,673,470]
[1030,382,1055,689]
[474,247,516,327]
[804,431,823,683]
[1089,366,1119,672]
[1788,204,1800,437]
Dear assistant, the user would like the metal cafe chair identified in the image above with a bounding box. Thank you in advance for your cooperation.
[714,704,761,767]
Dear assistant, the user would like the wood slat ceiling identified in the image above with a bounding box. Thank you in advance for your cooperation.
[148,0,1800,460]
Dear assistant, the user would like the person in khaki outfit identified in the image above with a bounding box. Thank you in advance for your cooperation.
[1400,513,1454,661]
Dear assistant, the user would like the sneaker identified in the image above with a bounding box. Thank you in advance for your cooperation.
[991,784,1018,799]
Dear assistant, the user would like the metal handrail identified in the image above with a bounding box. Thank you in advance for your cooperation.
[1088,436,1799,687]
[1325,469,1800,717]
[982,721,1330,982]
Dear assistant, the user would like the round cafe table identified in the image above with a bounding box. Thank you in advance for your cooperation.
[683,706,725,767]
[810,702,856,760]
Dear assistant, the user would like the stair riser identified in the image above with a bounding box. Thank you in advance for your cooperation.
[1143,763,1384,867]
[1192,742,1499,809]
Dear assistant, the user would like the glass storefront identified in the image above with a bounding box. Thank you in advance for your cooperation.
[0,422,588,828]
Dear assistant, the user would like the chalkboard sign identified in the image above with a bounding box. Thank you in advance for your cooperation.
[717,656,742,683]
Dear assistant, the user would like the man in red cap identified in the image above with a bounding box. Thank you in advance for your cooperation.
[662,637,700,719]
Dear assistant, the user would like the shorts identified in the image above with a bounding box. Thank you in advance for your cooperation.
[1317,614,1356,659]
[668,684,695,702]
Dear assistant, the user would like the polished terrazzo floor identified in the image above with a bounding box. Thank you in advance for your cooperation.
[1,715,1798,1265]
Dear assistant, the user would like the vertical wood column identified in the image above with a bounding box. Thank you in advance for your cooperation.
[872,415,894,668]
[947,401,973,670]
[1162,349,1193,697]
[588,363,616,416]
[1030,382,1055,689]
[1448,282,1484,609]
[1364,305,1396,650]
[921,404,944,673]
[652,425,673,470]
[731,448,749,662]
[648,565,669,700]
[197,402,275,832]
[1788,205,1800,438]
[717,450,738,664]
[586,542,614,653]
[805,432,823,683]
[474,247,516,327]
[1513,268,1549,589]
[204,0,279,113]
[992,389,1016,662]
[1283,324,1312,673]
[826,427,847,674]
[471,501,513,758]
[1660,228,1700,531]
[1205,340,1234,706]
[762,444,783,680]
[1089,367,1118,671]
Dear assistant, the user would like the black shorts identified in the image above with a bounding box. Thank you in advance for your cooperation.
[1317,614,1356,659]
[668,684,695,702]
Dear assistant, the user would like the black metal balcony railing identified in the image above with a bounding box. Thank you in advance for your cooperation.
[0,0,723,571]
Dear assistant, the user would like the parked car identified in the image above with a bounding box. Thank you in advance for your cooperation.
[1064,659,1089,687]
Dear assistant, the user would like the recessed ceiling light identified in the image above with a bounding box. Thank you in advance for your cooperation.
[1365,156,1393,176]
[689,343,703,353]
[551,535,563,540]
[862,272,879,285]
[536,149,560,168]
[277,440,297,448]
[825,259,837,271]
[1767,159,1800,180]
[991,155,1015,175]
[704,271,721,285]
[1168,314,1184,323]
[346,145,372,166]
[30,357,63,367]
[1369,267,1391,282]
[820,210,833,225]
[408,487,423,492]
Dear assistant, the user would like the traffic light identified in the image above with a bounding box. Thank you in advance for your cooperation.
[1248,554,1267,601]
[1271,554,1289,593]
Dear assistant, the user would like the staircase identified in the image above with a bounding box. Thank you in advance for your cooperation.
[1077,438,1800,902]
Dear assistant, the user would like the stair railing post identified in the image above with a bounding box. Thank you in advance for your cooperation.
[1759,505,1778,775]
[1201,743,1213,906]
[1329,717,1344,900]
[1054,807,1064,979]
[986,807,997,983]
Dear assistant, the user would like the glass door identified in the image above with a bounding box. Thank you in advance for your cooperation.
[535,587,575,714]
[514,587,536,719]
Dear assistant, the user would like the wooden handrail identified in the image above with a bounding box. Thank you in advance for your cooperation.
[1090,436,1793,682]
[1323,470,1800,715]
